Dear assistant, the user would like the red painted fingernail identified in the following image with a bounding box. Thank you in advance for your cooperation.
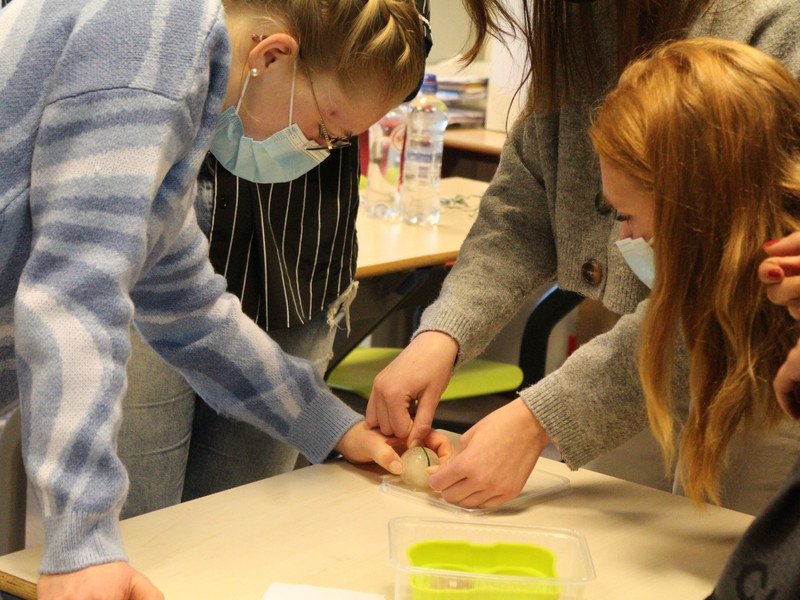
[763,239,780,248]
[768,268,783,280]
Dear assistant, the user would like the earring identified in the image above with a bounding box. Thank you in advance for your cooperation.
[250,68,259,77]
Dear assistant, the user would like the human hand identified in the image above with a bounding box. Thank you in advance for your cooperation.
[335,421,455,475]
[366,331,459,444]
[427,398,550,508]
[408,429,455,463]
[335,420,404,474]
[760,233,800,319]
[774,336,800,420]
[38,562,163,600]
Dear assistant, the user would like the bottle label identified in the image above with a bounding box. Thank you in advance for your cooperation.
[405,150,435,164]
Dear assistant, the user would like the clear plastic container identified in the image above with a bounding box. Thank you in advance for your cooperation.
[381,469,570,516]
[389,518,595,600]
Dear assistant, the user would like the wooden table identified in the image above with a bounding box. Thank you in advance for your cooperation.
[354,177,488,278]
[442,128,506,182]
[0,458,752,599]
[444,128,506,156]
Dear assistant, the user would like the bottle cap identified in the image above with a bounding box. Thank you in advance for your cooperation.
[420,73,438,94]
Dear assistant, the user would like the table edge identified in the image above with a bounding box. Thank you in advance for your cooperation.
[355,252,456,279]
[0,570,36,599]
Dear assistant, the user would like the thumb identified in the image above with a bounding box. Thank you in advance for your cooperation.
[366,432,403,475]
[365,394,378,428]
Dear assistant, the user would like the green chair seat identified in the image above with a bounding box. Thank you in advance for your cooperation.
[326,347,523,402]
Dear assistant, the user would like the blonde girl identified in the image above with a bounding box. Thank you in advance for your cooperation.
[0,0,503,597]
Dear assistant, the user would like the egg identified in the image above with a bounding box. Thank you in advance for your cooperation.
[400,446,440,489]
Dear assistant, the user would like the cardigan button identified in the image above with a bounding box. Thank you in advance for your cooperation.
[581,259,603,286]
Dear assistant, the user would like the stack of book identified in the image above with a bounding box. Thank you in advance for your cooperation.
[427,57,490,128]
[436,74,488,128]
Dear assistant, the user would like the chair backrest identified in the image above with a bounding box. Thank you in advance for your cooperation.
[0,403,26,555]
[518,285,584,386]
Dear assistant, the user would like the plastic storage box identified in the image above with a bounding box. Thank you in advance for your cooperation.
[389,518,595,599]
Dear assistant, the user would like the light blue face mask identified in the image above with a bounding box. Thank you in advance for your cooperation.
[616,237,655,289]
[210,60,329,183]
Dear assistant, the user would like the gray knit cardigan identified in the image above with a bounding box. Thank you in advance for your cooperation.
[418,0,800,468]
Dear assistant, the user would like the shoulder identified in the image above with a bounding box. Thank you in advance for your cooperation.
[691,0,800,35]
[39,0,230,106]
[690,0,800,76]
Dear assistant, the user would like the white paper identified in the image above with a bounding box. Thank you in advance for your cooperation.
[261,582,385,600]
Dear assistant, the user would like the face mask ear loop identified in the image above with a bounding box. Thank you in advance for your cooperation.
[288,59,298,126]
[235,70,253,115]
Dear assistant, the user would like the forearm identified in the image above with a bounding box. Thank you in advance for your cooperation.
[417,121,557,365]
[19,87,206,573]
[139,293,361,462]
[16,246,137,573]
[520,300,659,468]
[132,220,361,462]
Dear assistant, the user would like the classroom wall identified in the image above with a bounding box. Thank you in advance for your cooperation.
[428,0,480,64]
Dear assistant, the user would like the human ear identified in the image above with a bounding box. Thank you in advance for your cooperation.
[247,33,299,75]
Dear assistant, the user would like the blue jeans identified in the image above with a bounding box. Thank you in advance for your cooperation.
[117,284,355,517]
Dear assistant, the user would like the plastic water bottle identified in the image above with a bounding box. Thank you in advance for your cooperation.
[399,74,448,226]
[364,105,407,219]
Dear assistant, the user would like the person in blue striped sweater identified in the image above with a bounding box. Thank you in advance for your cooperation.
[116,1,434,518]
[0,0,501,597]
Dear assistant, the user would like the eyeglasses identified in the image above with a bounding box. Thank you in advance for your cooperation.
[305,75,351,152]
[306,121,352,152]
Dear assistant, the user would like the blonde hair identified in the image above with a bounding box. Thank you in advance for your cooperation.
[590,38,800,505]
[224,0,508,103]
[518,0,713,113]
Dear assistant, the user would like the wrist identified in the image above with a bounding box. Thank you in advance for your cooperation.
[40,509,127,574]
[333,420,363,456]
[414,329,460,364]
[511,397,551,454]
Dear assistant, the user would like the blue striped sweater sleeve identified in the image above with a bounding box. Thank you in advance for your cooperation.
[130,213,361,458]
[2,0,361,574]
[18,88,198,572]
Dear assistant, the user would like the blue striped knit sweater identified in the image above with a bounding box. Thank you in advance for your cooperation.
[0,0,361,573]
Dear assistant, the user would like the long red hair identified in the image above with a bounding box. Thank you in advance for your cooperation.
[590,38,800,505]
